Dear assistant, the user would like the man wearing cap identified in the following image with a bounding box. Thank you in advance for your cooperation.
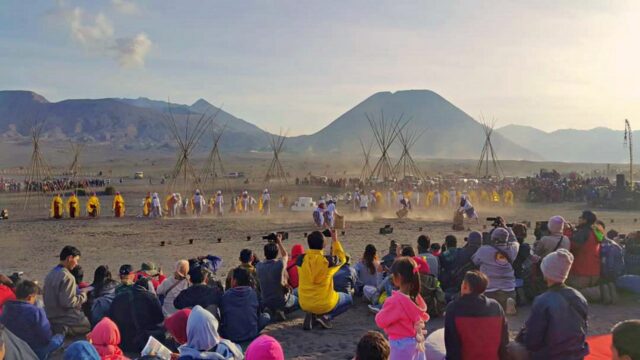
[136,262,166,290]
[115,265,135,296]
[509,249,589,360]
[534,216,571,259]
[472,227,519,315]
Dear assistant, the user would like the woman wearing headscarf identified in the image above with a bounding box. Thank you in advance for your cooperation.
[63,341,100,360]
[286,244,304,289]
[157,260,190,316]
[165,309,191,349]
[88,317,128,360]
[87,266,119,326]
[177,305,243,360]
[245,335,284,360]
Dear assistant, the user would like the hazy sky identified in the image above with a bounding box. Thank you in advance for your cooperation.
[2,1,640,135]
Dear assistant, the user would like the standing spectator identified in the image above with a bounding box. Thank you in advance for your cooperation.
[286,244,304,289]
[43,246,90,335]
[297,230,352,330]
[472,228,519,315]
[157,260,190,316]
[444,271,508,360]
[508,249,589,360]
[568,210,602,301]
[0,280,64,360]
[174,266,222,316]
[256,234,298,320]
[417,235,440,278]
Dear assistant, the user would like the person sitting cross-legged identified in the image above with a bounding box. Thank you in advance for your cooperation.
[256,233,298,321]
[0,280,64,360]
[174,266,223,316]
[297,230,353,330]
[220,267,270,343]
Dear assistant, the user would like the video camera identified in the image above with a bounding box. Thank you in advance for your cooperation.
[379,225,394,235]
[262,232,289,241]
[486,217,514,228]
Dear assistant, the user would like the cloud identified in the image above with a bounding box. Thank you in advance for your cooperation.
[111,0,138,15]
[113,33,152,68]
[69,8,114,45]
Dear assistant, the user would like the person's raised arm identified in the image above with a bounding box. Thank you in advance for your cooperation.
[330,230,346,265]
[276,233,288,263]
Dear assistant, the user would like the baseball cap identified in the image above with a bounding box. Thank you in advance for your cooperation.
[119,264,133,276]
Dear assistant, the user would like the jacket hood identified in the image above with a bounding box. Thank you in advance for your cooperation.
[393,291,430,322]
[291,244,305,258]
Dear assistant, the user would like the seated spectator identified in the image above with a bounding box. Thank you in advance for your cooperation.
[87,317,127,360]
[220,267,270,343]
[508,249,589,360]
[444,270,508,359]
[174,266,222,315]
[354,245,383,294]
[597,220,623,305]
[612,320,640,360]
[0,280,64,360]
[400,246,430,274]
[245,335,284,360]
[0,275,16,316]
[534,216,570,259]
[512,224,538,305]
[135,262,166,290]
[177,305,243,360]
[1,322,40,360]
[430,243,442,257]
[86,265,119,326]
[439,235,461,290]
[115,265,135,296]
[256,234,298,319]
[287,244,304,289]
[157,260,190,316]
[333,255,357,295]
[417,235,440,278]
[380,241,398,270]
[63,341,100,360]
[445,231,482,295]
[225,249,260,294]
[43,246,90,335]
[109,277,165,353]
[70,266,89,289]
[472,228,519,315]
[165,309,191,350]
[298,230,352,330]
[355,331,390,360]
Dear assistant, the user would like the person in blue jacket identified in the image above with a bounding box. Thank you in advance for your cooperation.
[0,280,64,360]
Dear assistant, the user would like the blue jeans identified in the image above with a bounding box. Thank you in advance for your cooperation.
[33,334,64,360]
[326,292,353,320]
[258,312,271,331]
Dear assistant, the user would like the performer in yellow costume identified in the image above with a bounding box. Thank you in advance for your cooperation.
[441,190,450,207]
[113,192,125,217]
[504,189,514,206]
[86,192,101,217]
[67,193,80,218]
[491,190,501,203]
[426,190,434,208]
[51,194,64,219]
[143,192,152,217]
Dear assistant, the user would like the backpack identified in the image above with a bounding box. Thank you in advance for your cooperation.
[600,239,625,280]
[419,273,446,318]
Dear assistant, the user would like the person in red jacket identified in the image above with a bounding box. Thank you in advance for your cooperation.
[444,270,508,360]
[568,210,602,301]
[287,244,304,289]
[0,275,16,316]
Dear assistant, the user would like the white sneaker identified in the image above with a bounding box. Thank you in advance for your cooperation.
[368,305,381,314]
[506,297,517,316]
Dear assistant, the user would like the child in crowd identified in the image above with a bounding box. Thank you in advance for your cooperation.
[430,243,442,257]
[375,257,429,360]
[355,331,390,360]
[612,320,640,360]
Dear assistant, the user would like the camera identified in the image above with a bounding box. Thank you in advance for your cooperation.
[486,217,513,228]
[379,225,394,235]
[322,229,332,237]
[262,232,289,241]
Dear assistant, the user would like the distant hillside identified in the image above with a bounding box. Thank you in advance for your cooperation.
[497,124,638,163]
[287,90,541,160]
[0,91,271,152]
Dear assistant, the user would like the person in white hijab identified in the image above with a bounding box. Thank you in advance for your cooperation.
[178,305,244,360]
[151,192,163,218]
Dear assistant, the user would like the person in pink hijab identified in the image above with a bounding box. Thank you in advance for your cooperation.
[88,317,129,360]
[164,308,191,346]
[245,335,284,360]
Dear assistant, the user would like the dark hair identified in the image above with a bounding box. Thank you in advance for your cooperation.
[135,277,152,290]
[596,220,606,229]
[512,223,527,243]
[388,240,397,252]
[59,245,81,261]
[92,265,112,295]
[390,257,420,301]
[307,231,325,250]
[15,280,40,299]
[417,235,431,253]
[401,246,416,257]
[239,249,253,264]
[189,266,206,284]
[612,320,640,359]
[607,229,619,239]
[363,244,377,275]
[356,331,390,360]
[463,270,489,295]
[232,267,252,287]
[580,210,597,226]
[263,242,279,260]
[445,235,457,248]
[71,265,84,284]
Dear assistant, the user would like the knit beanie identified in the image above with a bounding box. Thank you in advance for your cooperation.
[246,335,284,360]
[541,249,574,283]
[548,216,565,234]
[467,231,482,246]
[491,228,509,244]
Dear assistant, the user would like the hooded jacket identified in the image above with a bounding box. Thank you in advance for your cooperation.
[165,309,191,345]
[219,286,260,343]
[0,284,16,315]
[296,238,346,315]
[0,300,53,350]
[177,306,243,360]
[286,245,304,289]
[174,284,222,312]
[375,291,429,340]
[88,317,129,360]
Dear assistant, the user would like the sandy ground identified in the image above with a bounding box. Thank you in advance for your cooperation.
[2,196,640,359]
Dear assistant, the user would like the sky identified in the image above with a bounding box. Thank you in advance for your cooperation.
[2,1,640,135]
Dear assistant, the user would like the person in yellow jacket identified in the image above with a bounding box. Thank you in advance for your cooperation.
[113,192,125,217]
[142,192,152,217]
[441,190,450,207]
[67,193,80,218]
[491,190,501,203]
[86,192,100,217]
[51,194,64,219]
[504,189,514,207]
[426,190,434,208]
[297,230,352,330]
[480,189,490,204]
